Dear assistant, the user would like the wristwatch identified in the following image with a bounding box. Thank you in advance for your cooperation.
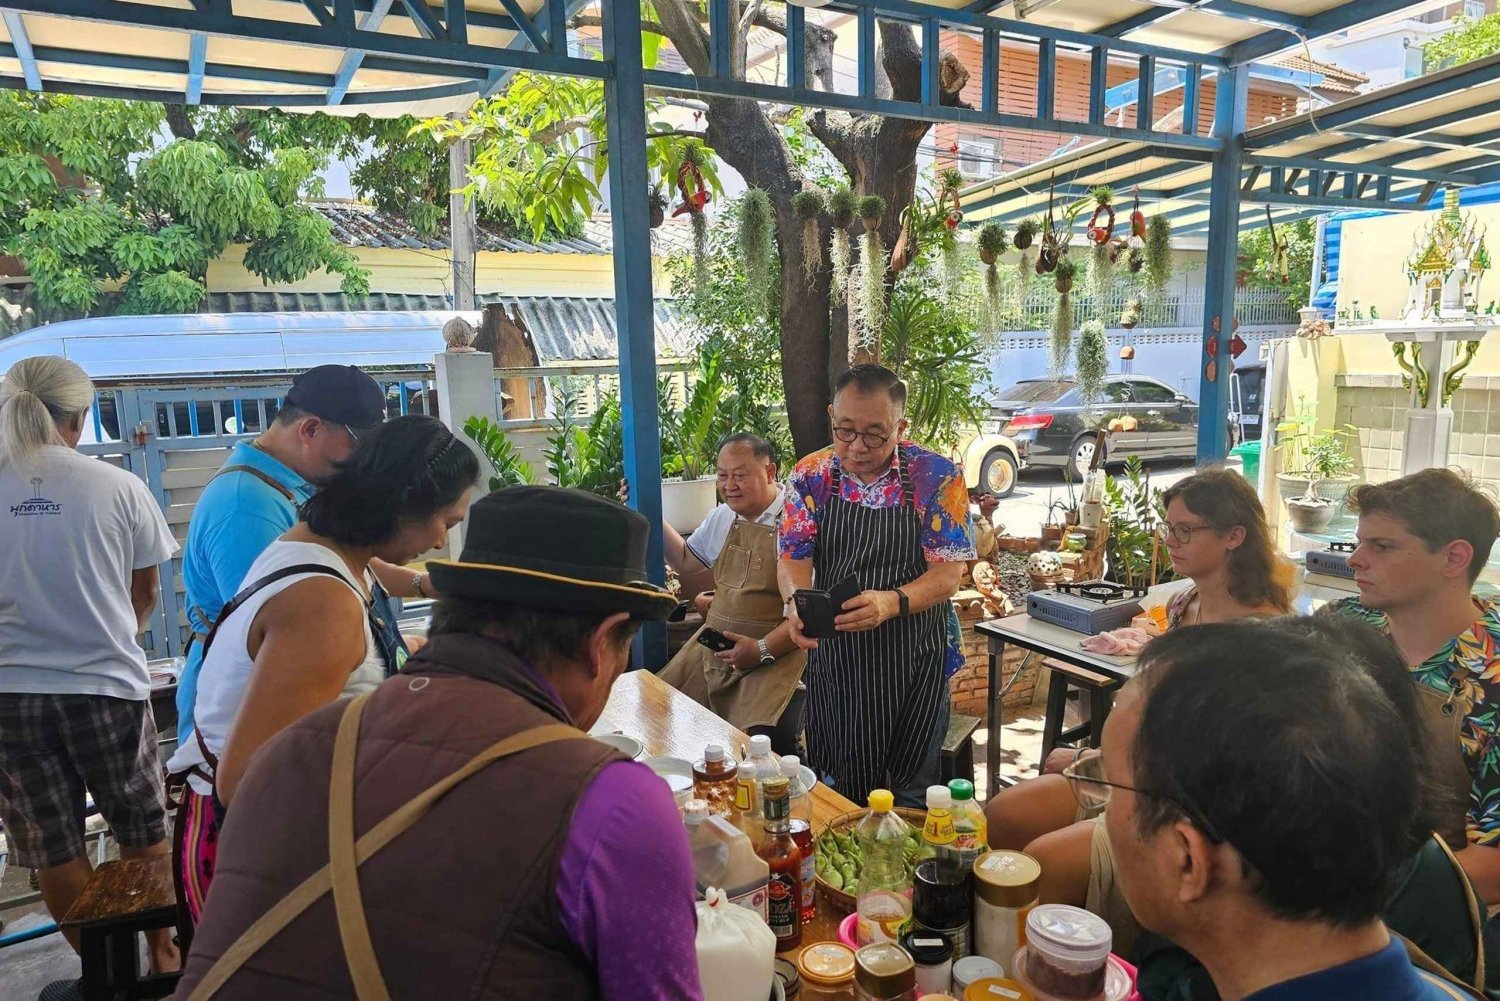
[757,638,775,666]
[895,587,911,620]
[411,572,428,599]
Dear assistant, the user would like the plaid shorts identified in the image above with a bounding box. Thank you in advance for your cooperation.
[0,693,167,869]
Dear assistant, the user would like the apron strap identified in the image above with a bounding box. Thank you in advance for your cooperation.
[1433,832,1488,990]
[211,464,298,504]
[184,695,590,1000]
[329,692,392,1001]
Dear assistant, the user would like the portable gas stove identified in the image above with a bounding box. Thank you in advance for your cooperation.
[1305,540,1358,581]
[1027,580,1148,635]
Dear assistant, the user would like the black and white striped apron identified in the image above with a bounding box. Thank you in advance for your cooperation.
[804,445,949,806]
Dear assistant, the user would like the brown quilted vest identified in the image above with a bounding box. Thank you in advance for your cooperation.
[175,633,625,1000]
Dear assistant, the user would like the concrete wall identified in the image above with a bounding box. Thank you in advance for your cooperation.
[1334,375,1500,491]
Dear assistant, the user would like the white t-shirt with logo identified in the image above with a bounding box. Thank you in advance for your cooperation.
[0,446,178,700]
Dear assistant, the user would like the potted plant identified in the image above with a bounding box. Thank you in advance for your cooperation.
[648,183,667,230]
[1284,431,1358,534]
[737,187,775,316]
[1274,404,1360,508]
[828,186,858,305]
[659,353,730,532]
[1013,217,1040,251]
[853,194,889,350]
[792,188,825,284]
[463,415,535,490]
[1053,255,1078,294]
[977,223,1008,321]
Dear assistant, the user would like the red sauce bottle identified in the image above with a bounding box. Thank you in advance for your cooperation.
[757,776,803,952]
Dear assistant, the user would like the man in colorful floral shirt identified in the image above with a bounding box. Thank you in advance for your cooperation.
[1326,467,1500,902]
[778,364,975,807]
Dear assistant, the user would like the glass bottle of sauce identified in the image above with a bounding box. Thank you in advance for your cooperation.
[758,776,803,951]
[782,754,817,924]
[693,743,738,816]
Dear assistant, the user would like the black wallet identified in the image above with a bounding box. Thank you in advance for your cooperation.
[793,574,861,639]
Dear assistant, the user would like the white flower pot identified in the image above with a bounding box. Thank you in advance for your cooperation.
[661,477,719,533]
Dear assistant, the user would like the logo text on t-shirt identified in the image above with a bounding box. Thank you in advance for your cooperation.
[11,476,62,517]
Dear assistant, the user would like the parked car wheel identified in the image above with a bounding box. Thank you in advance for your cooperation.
[979,449,1018,499]
[1069,435,1104,481]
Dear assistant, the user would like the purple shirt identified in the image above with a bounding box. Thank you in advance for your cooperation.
[519,660,703,1000]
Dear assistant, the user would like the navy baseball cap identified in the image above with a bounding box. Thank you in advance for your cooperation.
[284,365,387,429]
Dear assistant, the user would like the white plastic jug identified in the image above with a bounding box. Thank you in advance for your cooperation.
[694,887,777,1001]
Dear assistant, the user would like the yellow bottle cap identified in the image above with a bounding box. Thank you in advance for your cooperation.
[868,789,894,812]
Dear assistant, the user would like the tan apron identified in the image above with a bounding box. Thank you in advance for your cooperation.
[659,518,806,731]
[1414,678,1476,851]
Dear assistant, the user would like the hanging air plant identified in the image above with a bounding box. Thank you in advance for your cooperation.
[1050,291,1075,376]
[854,194,889,351]
[1120,297,1142,330]
[1054,255,1078,295]
[1086,186,1115,245]
[1013,217,1040,251]
[1038,178,1060,271]
[791,189,825,286]
[828,187,858,306]
[1016,251,1031,314]
[1089,241,1114,309]
[675,143,713,288]
[738,188,775,317]
[1127,246,1146,275]
[648,183,667,230]
[937,169,966,296]
[1145,214,1173,296]
[978,223,1008,322]
[1077,320,1109,407]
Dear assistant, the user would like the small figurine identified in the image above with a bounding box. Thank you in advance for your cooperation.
[1369,305,1380,320]
[1338,309,1349,321]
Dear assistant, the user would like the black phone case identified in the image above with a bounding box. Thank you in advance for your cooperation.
[696,627,737,653]
[794,574,860,638]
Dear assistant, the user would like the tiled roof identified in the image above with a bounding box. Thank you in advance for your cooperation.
[307,201,697,258]
[1269,54,1370,96]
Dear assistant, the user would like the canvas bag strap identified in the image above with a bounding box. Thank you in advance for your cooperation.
[184,694,589,1001]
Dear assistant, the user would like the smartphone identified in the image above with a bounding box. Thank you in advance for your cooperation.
[696,627,738,653]
[792,574,861,639]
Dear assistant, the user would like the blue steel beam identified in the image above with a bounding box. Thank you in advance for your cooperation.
[326,0,394,105]
[1197,63,1246,464]
[0,71,481,105]
[1243,152,1477,186]
[492,0,544,51]
[601,0,667,668]
[301,0,336,28]
[963,158,1208,214]
[1224,0,1438,65]
[0,39,339,86]
[1100,0,1305,38]
[186,32,206,103]
[982,28,998,113]
[261,0,514,31]
[2,11,40,91]
[0,0,607,80]
[400,0,446,40]
[1037,37,1055,120]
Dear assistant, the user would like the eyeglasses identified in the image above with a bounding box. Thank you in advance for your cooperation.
[832,426,891,449]
[1155,521,1217,545]
[342,423,363,445]
[1062,753,1224,844]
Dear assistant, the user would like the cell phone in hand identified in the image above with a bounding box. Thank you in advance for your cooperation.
[792,574,861,639]
[696,627,737,653]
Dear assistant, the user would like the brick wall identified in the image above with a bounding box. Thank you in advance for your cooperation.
[933,35,1299,175]
[949,589,1040,720]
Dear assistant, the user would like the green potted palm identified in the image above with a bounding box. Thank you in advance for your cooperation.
[658,353,730,532]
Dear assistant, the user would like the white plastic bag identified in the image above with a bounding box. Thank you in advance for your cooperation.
[695,886,776,1001]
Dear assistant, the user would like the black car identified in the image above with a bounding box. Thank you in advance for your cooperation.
[992,375,1200,480]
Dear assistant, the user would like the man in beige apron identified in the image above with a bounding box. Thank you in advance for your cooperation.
[658,434,806,752]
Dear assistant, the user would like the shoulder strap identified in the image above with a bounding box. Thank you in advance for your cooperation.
[200,563,352,659]
[1398,931,1487,1000]
[211,463,298,503]
[1416,969,1484,1000]
[185,693,590,1001]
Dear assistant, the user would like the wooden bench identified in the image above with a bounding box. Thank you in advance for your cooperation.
[941,713,982,786]
[61,855,181,1001]
[1039,660,1122,768]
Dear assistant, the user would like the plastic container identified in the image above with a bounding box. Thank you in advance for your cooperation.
[854,942,916,1001]
[783,754,818,924]
[686,799,771,920]
[696,743,739,816]
[963,978,1035,1001]
[799,942,858,1001]
[775,957,803,1001]
[901,929,954,997]
[855,790,914,946]
[1230,439,1261,484]
[951,956,1005,995]
[1012,950,1135,1001]
[1020,905,1112,1000]
[973,851,1040,968]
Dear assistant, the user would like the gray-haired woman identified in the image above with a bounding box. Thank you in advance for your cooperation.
[0,356,181,983]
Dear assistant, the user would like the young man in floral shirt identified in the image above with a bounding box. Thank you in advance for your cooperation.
[1327,468,1500,901]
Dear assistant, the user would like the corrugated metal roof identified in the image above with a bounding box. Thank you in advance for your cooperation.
[0,296,694,380]
[308,201,697,258]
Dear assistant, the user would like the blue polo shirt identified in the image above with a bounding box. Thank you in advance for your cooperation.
[1246,938,1461,1000]
[176,441,314,737]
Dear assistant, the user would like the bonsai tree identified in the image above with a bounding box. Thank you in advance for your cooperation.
[1298,431,1357,503]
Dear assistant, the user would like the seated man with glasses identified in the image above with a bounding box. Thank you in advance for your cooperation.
[1086,617,1474,1000]
[986,469,1293,953]
[778,364,975,807]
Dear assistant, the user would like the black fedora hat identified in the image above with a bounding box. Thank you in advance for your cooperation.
[426,486,677,621]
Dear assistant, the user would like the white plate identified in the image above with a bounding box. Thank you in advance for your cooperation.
[592,733,644,759]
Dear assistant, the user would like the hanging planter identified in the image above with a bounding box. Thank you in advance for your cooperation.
[648,183,667,230]
[938,169,966,295]
[1038,178,1060,271]
[1076,320,1109,407]
[1107,237,1128,265]
[1120,297,1142,330]
[792,188,825,286]
[1145,214,1173,296]
[1013,217,1040,251]
[738,188,775,317]
[1130,188,1146,242]
[1049,291,1075,376]
[978,223,1008,322]
[674,143,713,288]
[1086,186,1115,246]
[1016,251,1031,314]
[828,187,858,306]
[1053,255,1078,295]
[891,205,919,276]
[1127,246,1145,275]
[854,193,889,352]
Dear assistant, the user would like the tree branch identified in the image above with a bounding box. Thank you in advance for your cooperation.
[569,13,667,36]
[164,105,197,141]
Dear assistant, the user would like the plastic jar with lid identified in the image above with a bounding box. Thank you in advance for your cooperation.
[799,942,857,1001]
[900,929,953,996]
[973,850,1041,966]
[951,955,1005,995]
[1021,904,1111,1000]
[963,977,1035,1001]
[854,942,916,1001]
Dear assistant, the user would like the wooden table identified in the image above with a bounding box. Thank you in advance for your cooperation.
[597,669,858,951]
